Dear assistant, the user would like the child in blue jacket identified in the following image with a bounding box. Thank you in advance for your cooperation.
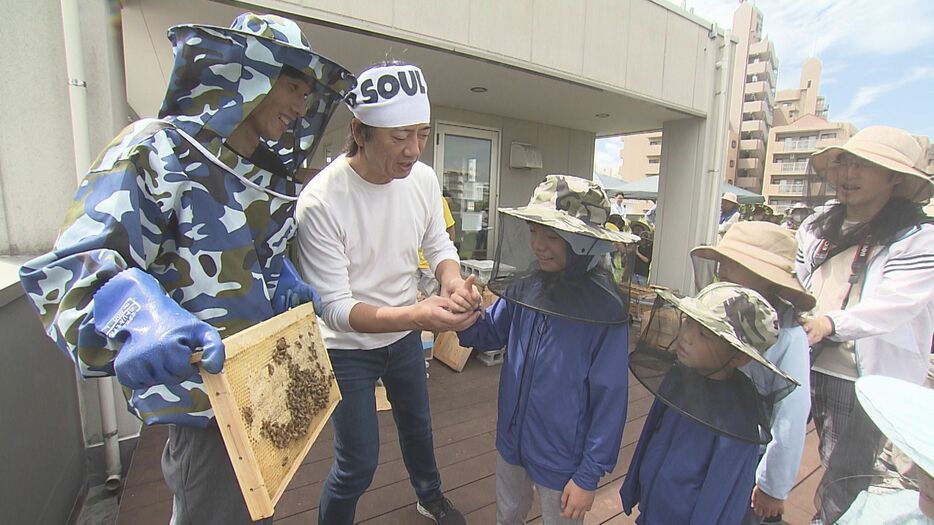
[459,175,636,524]
[620,283,799,525]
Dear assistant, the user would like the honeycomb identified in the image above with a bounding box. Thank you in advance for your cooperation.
[203,303,339,519]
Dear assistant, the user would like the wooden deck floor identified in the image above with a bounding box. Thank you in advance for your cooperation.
[116,356,823,524]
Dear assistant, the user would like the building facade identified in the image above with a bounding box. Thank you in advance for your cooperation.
[727,1,777,192]
[761,114,856,213]
[618,1,776,192]
[616,130,662,182]
[774,58,827,126]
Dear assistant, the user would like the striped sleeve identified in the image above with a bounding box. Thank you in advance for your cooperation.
[826,226,934,341]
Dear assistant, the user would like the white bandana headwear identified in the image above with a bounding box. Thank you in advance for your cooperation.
[345,64,430,128]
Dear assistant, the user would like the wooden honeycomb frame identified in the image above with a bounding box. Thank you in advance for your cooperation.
[199,303,339,520]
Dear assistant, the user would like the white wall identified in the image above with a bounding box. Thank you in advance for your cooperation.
[249,0,716,115]
[0,0,142,448]
[0,0,130,256]
[0,1,75,255]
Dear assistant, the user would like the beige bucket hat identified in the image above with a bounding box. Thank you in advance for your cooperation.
[657,282,797,385]
[691,221,816,310]
[810,126,934,203]
[499,174,639,244]
[721,192,739,204]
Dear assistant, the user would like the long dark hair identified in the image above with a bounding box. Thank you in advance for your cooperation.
[343,122,372,157]
[808,196,926,247]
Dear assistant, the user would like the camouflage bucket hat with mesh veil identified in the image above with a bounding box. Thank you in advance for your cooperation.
[499,175,639,244]
[657,282,797,385]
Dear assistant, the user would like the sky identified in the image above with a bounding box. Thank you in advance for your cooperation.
[595,0,934,176]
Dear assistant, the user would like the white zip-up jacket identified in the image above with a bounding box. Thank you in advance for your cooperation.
[796,214,934,384]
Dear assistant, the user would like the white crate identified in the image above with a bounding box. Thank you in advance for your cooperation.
[460,260,515,285]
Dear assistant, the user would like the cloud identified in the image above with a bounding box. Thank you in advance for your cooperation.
[685,0,934,89]
[835,66,934,123]
[594,137,624,175]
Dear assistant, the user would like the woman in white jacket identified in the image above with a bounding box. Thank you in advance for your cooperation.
[796,126,934,522]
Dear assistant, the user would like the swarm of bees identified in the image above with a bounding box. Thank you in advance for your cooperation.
[259,335,335,449]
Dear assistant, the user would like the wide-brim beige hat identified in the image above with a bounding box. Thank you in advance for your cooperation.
[811,126,934,203]
[656,283,798,385]
[500,174,639,244]
[691,221,816,311]
[721,192,739,204]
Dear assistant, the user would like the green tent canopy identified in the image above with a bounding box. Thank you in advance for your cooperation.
[594,173,765,204]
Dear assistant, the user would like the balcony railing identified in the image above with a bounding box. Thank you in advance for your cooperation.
[744,81,775,106]
[741,119,767,139]
[739,139,765,156]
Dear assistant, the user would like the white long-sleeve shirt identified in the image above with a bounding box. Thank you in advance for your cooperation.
[796,213,934,384]
[295,155,459,350]
[742,310,812,500]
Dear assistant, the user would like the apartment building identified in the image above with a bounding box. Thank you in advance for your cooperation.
[619,1,776,192]
[727,1,777,192]
[775,58,827,126]
[762,114,856,213]
[616,130,663,182]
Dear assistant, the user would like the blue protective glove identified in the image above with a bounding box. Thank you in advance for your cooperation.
[93,268,225,390]
[272,259,322,314]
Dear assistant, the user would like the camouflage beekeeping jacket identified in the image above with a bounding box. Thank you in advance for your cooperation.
[19,16,353,426]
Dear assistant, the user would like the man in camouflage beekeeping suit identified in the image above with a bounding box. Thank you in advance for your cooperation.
[19,13,354,524]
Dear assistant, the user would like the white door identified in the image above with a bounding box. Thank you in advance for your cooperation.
[433,123,500,261]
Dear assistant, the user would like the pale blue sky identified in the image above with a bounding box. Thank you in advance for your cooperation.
[596,0,934,175]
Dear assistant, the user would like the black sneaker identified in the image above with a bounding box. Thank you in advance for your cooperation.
[416,496,465,525]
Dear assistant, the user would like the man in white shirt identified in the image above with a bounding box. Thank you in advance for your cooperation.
[610,192,628,217]
[718,192,741,236]
[296,63,479,525]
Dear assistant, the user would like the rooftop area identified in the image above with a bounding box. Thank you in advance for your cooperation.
[117,355,824,524]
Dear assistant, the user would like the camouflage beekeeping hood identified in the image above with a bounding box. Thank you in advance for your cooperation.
[630,283,798,444]
[160,12,355,174]
[499,175,639,245]
[487,175,638,324]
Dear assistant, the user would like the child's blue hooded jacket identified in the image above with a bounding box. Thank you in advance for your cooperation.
[458,288,629,491]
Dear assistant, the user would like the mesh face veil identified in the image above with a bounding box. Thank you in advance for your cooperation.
[816,376,934,524]
[487,174,638,324]
[628,286,796,445]
[486,213,633,324]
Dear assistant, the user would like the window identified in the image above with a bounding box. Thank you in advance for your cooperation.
[820,132,837,140]
[731,140,737,148]
[649,140,661,147]
[729,160,735,168]
[778,179,806,194]
[783,135,817,151]
[648,158,660,165]
[807,80,812,88]
[781,160,809,173]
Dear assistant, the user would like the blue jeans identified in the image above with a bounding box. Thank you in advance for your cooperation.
[318,331,442,524]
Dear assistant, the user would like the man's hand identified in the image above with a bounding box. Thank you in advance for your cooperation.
[272,260,322,314]
[560,479,594,520]
[751,485,784,518]
[412,295,481,332]
[441,274,482,314]
[800,314,834,346]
